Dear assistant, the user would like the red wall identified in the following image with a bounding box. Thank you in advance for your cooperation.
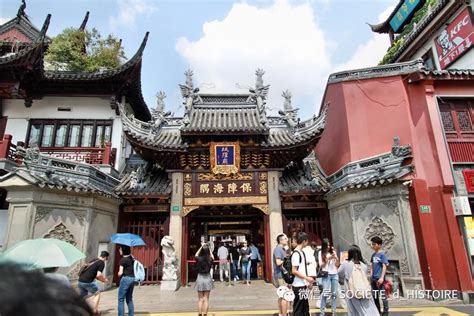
[315,75,474,292]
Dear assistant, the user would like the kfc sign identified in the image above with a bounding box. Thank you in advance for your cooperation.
[435,8,474,69]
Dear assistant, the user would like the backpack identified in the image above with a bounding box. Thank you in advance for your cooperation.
[281,250,307,285]
[348,263,372,299]
[132,256,145,284]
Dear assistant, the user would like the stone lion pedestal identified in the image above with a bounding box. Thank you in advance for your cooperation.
[160,235,180,291]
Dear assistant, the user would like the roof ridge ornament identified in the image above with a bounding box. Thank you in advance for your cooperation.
[391,136,411,158]
[150,91,171,132]
[248,68,270,125]
[16,0,27,21]
[279,90,300,131]
[179,69,202,126]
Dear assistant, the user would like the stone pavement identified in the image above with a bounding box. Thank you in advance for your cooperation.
[98,280,470,315]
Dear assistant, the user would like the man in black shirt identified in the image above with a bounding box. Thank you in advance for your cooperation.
[228,239,240,282]
[78,251,109,314]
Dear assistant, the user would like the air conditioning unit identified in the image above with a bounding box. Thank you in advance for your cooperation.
[452,196,472,216]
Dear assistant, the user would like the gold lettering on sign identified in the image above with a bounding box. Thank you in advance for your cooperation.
[228,183,238,194]
[184,196,267,206]
[200,184,210,194]
[213,183,224,194]
[240,183,252,193]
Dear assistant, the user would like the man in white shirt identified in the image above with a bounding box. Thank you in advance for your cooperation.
[291,232,314,316]
[217,242,229,282]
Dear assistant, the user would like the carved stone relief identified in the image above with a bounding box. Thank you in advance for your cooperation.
[399,257,410,274]
[352,203,367,220]
[44,223,77,246]
[381,200,400,216]
[364,216,396,250]
[35,207,53,223]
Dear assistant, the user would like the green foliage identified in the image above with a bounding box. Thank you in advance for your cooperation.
[379,0,438,65]
[44,27,125,72]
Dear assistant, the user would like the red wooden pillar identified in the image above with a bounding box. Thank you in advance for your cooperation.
[103,141,111,165]
[0,134,12,159]
[264,214,272,283]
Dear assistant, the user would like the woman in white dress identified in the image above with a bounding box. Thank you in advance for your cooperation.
[338,245,379,316]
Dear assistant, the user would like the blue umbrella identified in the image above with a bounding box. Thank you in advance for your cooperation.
[110,233,145,247]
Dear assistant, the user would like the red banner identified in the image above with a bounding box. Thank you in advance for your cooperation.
[435,8,474,69]
[464,170,474,193]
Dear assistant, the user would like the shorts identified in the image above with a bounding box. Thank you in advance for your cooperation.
[219,262,229,270]
[78,280,100,297]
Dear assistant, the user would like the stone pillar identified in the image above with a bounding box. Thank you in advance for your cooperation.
[267,171,283,282]
[4,190,36,248]
[168,172,183,283]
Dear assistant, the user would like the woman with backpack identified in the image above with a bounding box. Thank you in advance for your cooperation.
[195,242,215,316]
[117,245,135,316]
[318,238,339,315]
[337,245,378,316]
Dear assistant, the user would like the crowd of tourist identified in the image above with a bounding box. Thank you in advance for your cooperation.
[273,232,390,316]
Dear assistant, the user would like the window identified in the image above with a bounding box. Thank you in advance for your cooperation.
[439,99,474,139]
[28,124,41,146]
[54,124,67,147]
[422,50,436,70]
[27,120,113,148]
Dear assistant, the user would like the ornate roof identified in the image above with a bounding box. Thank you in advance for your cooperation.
[120,69,327,157]
[368,0,428,34]
[115,164,171,196]
[280,153,330,194]
[0,1,50,43]
[0,14,50,67]
[181,94,268,134]
[0,146,120,200]
[326,137,413,196]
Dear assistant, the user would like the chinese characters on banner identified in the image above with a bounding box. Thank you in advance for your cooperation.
[183,172,268,206]
[435,8,474,69]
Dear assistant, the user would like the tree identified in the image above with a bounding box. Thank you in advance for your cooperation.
[44,27,125,72]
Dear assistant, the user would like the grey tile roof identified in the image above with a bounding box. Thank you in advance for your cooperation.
[0,14,50,66]
[183,104,267,134]
[0,147,120,200]
[326,139,413,196]
[328,59,424,84]
[115,164,171,196]
[0,13,49,42]
[120,96,327,150]
[280,154,330,194]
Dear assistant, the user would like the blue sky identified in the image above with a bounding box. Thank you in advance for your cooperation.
[1,0,396,119]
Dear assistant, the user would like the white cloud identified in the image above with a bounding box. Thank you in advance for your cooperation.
[176,0,333,117]
[0,17,11,25]
[333,6,394,71]
[109,0,157,30]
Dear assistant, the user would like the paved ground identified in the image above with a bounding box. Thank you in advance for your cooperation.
[98,280,472,315]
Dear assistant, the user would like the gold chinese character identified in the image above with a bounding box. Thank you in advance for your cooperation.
[200,184,210,194]
[228,183,238,194]
[401,4,408,13]
[213,183,224,194]
[240,183,252,193]
[259,181,267,194]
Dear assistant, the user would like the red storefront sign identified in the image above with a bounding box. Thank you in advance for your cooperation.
[435,7,474,69]
[464,170,474,193]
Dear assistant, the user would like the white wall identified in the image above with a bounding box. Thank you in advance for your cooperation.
[2,96,128,170]
[409,2,474,70]
[0,209,8,250]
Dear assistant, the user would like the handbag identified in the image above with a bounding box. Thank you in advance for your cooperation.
[317,269,328,278]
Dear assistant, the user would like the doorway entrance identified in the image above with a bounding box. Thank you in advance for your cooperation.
[183,206,269,283]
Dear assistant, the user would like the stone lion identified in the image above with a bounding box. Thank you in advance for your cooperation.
[161,235,179,281]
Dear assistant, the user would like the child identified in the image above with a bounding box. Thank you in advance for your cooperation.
[370,237,389,316]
